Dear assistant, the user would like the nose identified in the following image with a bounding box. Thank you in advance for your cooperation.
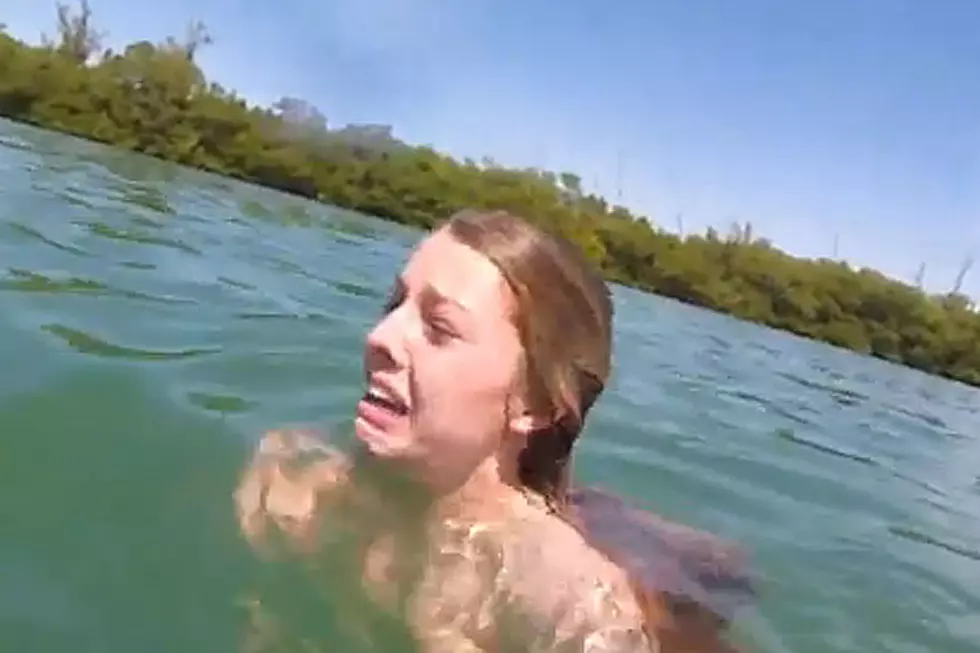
[364,305,409,371]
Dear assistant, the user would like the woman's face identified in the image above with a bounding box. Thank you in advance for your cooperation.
[355,228,533,490]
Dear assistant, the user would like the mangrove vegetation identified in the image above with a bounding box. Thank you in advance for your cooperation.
[2,2,979,386]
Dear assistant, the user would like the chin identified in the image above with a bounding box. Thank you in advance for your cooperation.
[350,428,430,494]
[354,417,405,459]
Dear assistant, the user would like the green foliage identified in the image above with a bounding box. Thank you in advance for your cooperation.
[2,2,979,387]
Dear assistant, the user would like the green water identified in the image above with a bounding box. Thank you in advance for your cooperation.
[1,116,978,653]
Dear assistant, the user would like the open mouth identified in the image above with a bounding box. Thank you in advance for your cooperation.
[362,387,409,416]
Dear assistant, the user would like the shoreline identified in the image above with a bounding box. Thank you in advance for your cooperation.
[1,9,978,390]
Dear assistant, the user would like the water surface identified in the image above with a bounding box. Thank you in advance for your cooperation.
[1,118,978,652]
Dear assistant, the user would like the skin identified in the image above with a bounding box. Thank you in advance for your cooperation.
[354,226,536,500]
[234,228,654,652]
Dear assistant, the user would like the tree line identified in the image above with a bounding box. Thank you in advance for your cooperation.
[2,2,978,387]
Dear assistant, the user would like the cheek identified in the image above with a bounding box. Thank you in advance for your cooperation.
[412,346,518,436]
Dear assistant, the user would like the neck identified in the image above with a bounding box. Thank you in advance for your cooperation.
[349,446,433,522]
[349,439,530,525]
[431,448,527,524]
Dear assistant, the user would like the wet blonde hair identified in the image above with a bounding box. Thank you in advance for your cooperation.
[444,208,613,508]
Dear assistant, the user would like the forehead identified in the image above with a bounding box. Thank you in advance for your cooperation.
[402,229,515,318]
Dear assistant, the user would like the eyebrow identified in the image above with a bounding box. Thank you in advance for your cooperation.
[418,282,470,314]
[393,274,471,315]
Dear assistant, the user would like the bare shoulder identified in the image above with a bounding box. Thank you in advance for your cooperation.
[497,499,655,652]
[234,428,351,550]
[410,497,653,653]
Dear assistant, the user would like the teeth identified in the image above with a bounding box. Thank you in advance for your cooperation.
[369,388,396,404]
[367,385,405,411]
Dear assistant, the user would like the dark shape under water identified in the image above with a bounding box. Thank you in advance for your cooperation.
[569,486,756,623]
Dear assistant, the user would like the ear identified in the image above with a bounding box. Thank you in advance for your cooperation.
[507,398,552,436]
[506,371,553,436]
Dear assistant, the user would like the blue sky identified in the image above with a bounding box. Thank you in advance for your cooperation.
[5,0,980,298]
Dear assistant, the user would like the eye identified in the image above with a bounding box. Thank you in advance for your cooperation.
[422,313,457,345]
[425,319,456,344]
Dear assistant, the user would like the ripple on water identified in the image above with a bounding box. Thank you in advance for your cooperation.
[252,254,331,286]
[1,268,196,306]
[78,220,202,256]
[185,391,255,414]
[0,135,34,155]
[119,261,157,271]
[331,220,382,241]
[889,525,980,563]
[115,185,175,215]
[5,222,90,258]
[330,280,382,300]
[55,189,98,210]
[774,427,879,468]
[775,369,870,407]
[888,402,955,435]
[224,216,252,229]
[1,269,104,295]
[40,323,221,362]
[717,387,815,426]
[233,310,333,323]
[889,468,950,501]
[129,215,165,230]
[216,275,257,291]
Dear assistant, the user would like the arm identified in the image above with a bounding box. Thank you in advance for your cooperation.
[234,428,351,553]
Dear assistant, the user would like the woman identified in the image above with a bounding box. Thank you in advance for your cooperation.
[235,209,753,652]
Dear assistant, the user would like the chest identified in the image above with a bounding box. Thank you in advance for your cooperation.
[358,523,508,652]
